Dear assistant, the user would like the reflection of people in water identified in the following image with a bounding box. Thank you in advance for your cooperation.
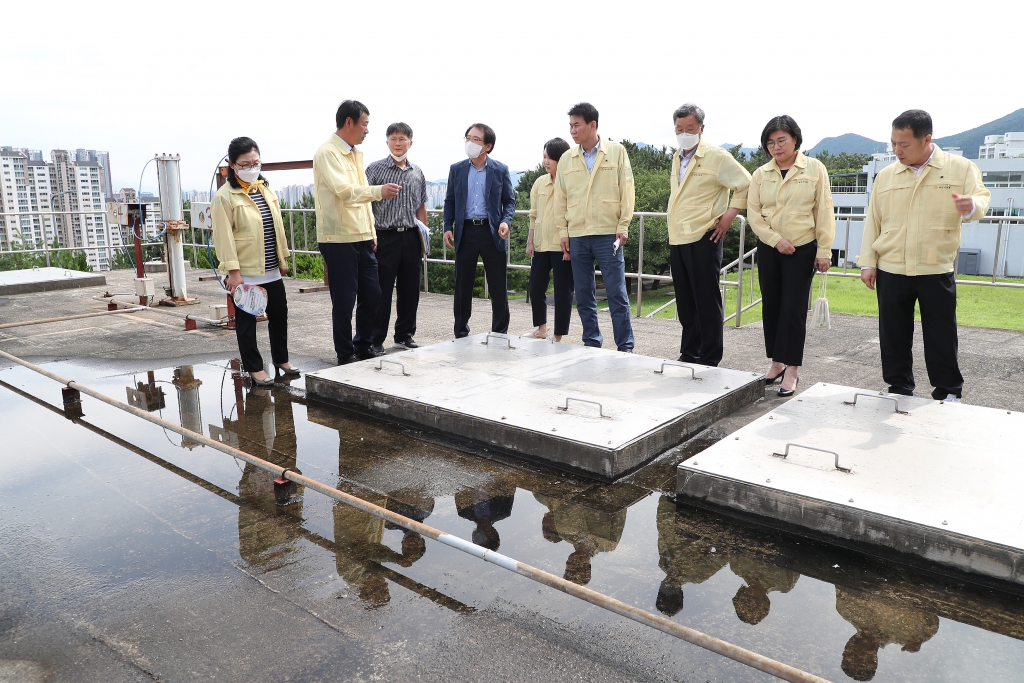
[455,481,516,550]
[533,493,626,585]
[231,385,303,568]
[835,586,939,681]
[333,488,436,608]
[654,496,728,616]
[728,556,799,625]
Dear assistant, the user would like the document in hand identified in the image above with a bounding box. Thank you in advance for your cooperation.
[232,283,268,317]
[415,219,430,256]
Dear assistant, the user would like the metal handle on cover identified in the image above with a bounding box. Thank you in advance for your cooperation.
[772,443,850,473]
[654,361,700,380]
[482,333,516,349]
[375,359,410,376]
[843,392,909,415]
[557,397,609,419]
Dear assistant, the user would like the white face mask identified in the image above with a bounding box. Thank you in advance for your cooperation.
[676,132,700,152]
[235,166,260,183]
[390,151,409,163]
[465,140,484,159]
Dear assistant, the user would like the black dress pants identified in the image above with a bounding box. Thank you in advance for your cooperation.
[670,233,725,366]
[319,240,380,360]
[876,269,963,399]
[234,278,288,374]
[757,240,816,367]
[529,251,574,335]
[372,229,422,345]
[453,222,509,338]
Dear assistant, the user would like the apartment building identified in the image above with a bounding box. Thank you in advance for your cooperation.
[979,133,1024,159]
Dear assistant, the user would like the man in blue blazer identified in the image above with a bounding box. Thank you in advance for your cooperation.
[443,123,516,338]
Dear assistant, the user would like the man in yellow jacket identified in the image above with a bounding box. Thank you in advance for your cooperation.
[553,102,636,352]
[667,104,751,366]
[314,100,400,365]
[858,110,990,401]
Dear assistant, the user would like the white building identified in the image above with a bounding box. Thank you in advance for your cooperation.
[830,149,1024,277]
[276,183,314,206]
[978,133,1024,159]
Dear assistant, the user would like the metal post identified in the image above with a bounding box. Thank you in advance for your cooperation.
[156,154,190,302]
[992,220,1004,284]
[636,216,645,317]
[43,235,51,268]
[843,217,851,274]
[423,253,429,292]
[737,218,745,327]
[483,259,489,299]
[289,211,296,279]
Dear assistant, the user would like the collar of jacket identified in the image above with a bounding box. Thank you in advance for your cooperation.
[765,151,808,176]
[570,137,607,159]
[226,181,268,198]
[894,144,944,175]
[329,134,357,156]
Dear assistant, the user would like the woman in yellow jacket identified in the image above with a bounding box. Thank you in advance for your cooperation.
[212,136,297,387]
[748,116,834,396]
[525,138,573,341]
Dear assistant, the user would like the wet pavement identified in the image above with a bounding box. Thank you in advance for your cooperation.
[3,359,1024,682]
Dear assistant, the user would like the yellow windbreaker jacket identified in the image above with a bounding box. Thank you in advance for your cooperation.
[857,147,990,275]
[668,139,751,245]
[313,135,382,243]
[748,152,835,259]
[553,138,635,238]
[211,182,289,275]
[529,174,562,252]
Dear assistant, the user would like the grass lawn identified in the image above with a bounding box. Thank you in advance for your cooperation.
[595,269,1024,332]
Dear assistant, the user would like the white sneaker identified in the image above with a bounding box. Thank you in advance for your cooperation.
[523,327,548,339]
[944,394,961,403]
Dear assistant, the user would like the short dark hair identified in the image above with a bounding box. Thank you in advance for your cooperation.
[543,137,571,163]
[226,136,267,189]
[673,103,705,126]
[336,100,369,129]
[760,115,803,154]
[465,123,496,152]
[892,109,933,139]
[568,102,599,126]
[386,122,413,139]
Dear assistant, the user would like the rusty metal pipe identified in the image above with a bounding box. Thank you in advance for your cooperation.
[0,349,832,683]
[0,306,146,330]
[91,296,223,325]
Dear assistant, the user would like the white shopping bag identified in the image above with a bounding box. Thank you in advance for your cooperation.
[811,271,831,329]
[233,283,268,317]
[415,218,430,256]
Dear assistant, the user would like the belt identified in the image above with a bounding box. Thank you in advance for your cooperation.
[464,218,488,226]
[380,226,414,232]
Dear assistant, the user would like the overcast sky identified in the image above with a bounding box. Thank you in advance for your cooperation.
[3,0,1018,194]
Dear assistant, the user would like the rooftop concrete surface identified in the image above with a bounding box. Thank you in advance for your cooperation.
[1,268,1022,413]
[4,268,1024,682]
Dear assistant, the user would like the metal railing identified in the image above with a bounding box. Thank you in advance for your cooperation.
[6,206,1024,325]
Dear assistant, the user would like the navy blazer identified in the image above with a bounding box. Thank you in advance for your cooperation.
[443,156,516,252]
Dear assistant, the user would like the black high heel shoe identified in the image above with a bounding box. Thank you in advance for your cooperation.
[778,376,799,398]
[765,366,787,385]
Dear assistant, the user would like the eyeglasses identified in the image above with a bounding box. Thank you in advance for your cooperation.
[388,137,410,143]
[465,135,485,144]
[235,161,262,171]
[765,139,791,149]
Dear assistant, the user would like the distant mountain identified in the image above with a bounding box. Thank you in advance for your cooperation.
[933,108,1024,158]
[720,143,758,156]
[805,133,886,157]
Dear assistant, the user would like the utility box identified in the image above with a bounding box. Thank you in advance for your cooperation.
[135,277,155,298]
[957,248,981,276]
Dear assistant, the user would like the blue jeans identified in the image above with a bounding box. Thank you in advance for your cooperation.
[570,234,634,350]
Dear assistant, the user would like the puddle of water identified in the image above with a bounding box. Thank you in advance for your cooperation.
[2,358,1024,681]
